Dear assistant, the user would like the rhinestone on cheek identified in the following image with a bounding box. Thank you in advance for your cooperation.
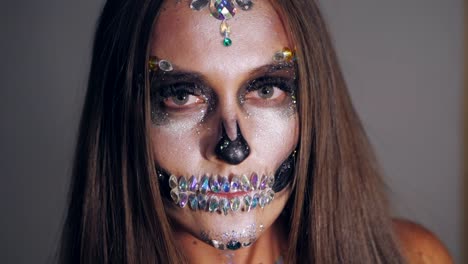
[267,175,275,188]
[241,174,251,191]
[169,174,178,189]
[219,198,230,215]
[200,175,210,194]
[178,176,188,192]
[198,194,208,210]
[231,197,240,211]
[259,192,267,208]
[210,175,221,193]
[250,172,259,190]
[243,195,252,212]
[170,188,180,204]
[188,175,198,192]
[189,194,198,210]
[209,197,219,212]
[252,193,260,209]
[221,176,230,192]
[230,175,241,192]
[259,175,268,190]
[179,193,188,208]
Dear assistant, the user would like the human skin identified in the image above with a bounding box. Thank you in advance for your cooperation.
[149,0,299,262]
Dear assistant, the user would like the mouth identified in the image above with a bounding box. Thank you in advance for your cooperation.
[157,152,296,215]
[167,173,276,215]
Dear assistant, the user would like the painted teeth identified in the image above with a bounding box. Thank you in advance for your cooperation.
[188,175,198,192]
[168,173,276,215]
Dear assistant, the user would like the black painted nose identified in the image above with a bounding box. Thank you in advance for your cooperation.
[215,124,250,165]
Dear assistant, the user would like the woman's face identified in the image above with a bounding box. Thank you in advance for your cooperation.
[150,1,299,250]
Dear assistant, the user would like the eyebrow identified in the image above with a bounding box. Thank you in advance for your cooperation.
[149,53,297,84]
[152,62,296,81]
[248,62,296,77]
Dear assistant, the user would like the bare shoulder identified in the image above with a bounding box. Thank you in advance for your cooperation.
[393,219,453,264]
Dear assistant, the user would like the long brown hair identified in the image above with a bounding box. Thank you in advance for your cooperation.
[59,0,405,263]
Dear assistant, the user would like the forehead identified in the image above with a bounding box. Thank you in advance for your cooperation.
[150,1,290,77]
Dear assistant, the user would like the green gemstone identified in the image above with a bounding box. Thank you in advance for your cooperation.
[223,37,232,47]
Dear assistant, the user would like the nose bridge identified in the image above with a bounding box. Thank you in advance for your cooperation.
[219,94,240,141]
[213,90,251,165]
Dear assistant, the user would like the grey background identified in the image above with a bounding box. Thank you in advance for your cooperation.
[0,0,463,263]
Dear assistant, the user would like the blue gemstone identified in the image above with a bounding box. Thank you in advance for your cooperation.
[230,175,240,192]
[189,194,198,210]
[200,175,210,194]
[221,176,230,192]
[252,194,259,208]
[178,176,188,192]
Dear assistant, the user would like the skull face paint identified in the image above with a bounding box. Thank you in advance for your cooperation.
[150,1,299,252]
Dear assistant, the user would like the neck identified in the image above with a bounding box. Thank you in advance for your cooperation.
[174,218,286,264]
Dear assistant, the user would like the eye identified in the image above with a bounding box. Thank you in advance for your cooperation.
[257,86,276,99]
[246,85,285,101]
[156,83,207,110]
[164,90,205,108]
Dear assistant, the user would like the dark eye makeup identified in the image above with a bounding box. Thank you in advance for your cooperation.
[150,71,297,124]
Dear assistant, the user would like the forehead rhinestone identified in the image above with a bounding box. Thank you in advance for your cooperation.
[235,0,253,10]
[273,48,294,63]
[158,60,173,72]
[220,20,231,35]
[148,57,158,71]
[210,0,237,20]
[190,0,209,10]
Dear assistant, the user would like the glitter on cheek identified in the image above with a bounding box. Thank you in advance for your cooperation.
[152,108,207,133]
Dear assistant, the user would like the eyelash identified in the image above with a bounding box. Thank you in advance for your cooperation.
[152,76,296,111]
[246,77,295,94]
